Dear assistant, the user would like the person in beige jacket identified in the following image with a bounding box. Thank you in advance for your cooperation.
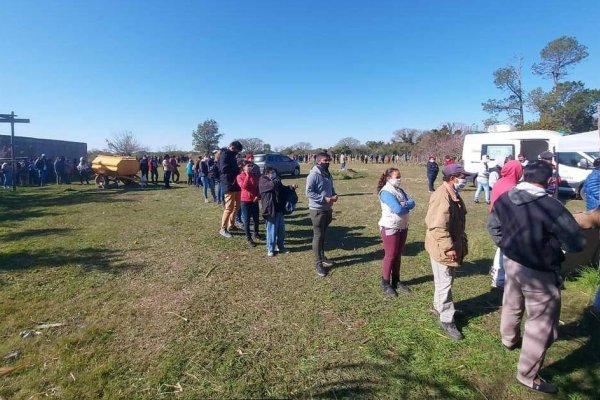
[425,164,469,340]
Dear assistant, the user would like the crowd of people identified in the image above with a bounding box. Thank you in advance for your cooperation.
[206,143,597,394]
[0,154,92,188]
[3,142,599,394]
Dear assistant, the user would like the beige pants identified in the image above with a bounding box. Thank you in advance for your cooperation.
[501,256,561,386]
[430,257,456,323]
[221,192,241,230]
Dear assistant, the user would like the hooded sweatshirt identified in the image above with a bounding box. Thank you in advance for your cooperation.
[305,165,336,210]
[487,181,585,272]
[489,160,523,210]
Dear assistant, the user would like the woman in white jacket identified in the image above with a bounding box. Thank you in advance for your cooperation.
[474,154,491,204]
[376,168,416,296]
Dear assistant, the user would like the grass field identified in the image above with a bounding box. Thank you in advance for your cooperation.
[1,163,599,399]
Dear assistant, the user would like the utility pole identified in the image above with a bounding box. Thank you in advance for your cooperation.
[0,112,31,191]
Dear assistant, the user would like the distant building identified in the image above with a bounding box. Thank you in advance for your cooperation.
[0,134,87,161]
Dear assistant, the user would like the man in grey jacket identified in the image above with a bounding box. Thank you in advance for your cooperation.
[306,152,337,277]
[487,160,585,394]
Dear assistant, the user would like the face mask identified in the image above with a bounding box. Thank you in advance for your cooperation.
[389,178,402,188]
[320,162,330,172]
[454,178,467,190]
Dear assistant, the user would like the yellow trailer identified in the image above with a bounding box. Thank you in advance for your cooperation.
[92,155,140,188]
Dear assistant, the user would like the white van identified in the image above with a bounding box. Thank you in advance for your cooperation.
[462,128,599,196]
[556,131,599,196]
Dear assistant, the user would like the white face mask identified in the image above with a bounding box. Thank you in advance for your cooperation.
[454,178,467,190]
[388,178,402,188]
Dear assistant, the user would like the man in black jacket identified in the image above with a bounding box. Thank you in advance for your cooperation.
[218,141,243,238]
[487,160,585,394]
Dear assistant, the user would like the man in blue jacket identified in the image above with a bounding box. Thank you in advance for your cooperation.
[583,158,600,210]
[306,152,337,277]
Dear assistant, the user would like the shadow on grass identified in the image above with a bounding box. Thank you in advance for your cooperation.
[403,241,424,257]
[0,227,72,241]
[0,246,135,273]
[456,258,493,278]
[338,192,374,197]
[545,308,600,398]
[293,357,480,399]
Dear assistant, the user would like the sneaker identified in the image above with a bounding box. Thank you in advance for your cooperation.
[267,251,275,257]
[247,240,257,248]
[278,247,290,254]
[315,262,328,277]
[228,225,240,231]
[204,198,209,203]
[520,377,558,394]
[219,229,232,238]
[321,258,334,267]
[380,278,397,297]
[439,321,464,340]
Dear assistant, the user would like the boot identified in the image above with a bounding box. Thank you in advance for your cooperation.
[380,277,397,297]
[392,273,411,294]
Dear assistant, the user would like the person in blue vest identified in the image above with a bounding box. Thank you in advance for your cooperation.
[426,156,439,192]
[583,158,600,210]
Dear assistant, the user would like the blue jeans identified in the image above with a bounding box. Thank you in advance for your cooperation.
[39,169,47,186]
[3,171,12,188]
[163,170,171,188]
[201,176,217,200]
[241,202,259,240]
[265,212,285,253]
[474,178,490,203]
[216,182,224,204]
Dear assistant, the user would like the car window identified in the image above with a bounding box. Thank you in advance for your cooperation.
[281,156,292,162]
[557,152,589,169]
[253,155,265,162]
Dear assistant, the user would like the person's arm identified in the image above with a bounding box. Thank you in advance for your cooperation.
[379,191,413,215]
[486,208,503,246]
[425,194,453,253]
[305,173,325,204]
[553,208,586,253]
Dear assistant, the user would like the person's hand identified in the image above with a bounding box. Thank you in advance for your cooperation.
[324,197,333,204]
[331,195,338,203]
[446,250,457,260]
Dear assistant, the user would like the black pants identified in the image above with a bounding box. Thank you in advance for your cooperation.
[310,209,333,263]
[241,202,259,240]
[427,174,437,191]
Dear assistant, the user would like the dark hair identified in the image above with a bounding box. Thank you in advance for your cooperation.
[263,166,275,175]
[316,152,330,162]
[230,141,243,151]
[164,154,169,159]
[376,168,399,192]
[442,174,454,182]
[523,160,552,185]
[594,158,600,168]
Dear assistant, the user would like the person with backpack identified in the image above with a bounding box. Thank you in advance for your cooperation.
[259,166,296,256]
[474,154,491,204]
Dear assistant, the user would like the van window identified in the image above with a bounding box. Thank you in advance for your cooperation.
[585,152,599,159]
[482,144,514,161]
[557,152,588,169]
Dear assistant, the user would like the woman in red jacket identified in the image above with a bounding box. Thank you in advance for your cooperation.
[236,160,261,247]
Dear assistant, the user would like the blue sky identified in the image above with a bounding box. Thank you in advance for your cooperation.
[1,0,598,151]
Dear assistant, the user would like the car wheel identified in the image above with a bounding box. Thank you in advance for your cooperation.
[292,167,300,176]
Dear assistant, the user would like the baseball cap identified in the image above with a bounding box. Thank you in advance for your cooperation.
[442,164,470,177]
[539,151,554,160]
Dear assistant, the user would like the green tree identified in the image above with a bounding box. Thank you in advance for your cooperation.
[482,59,525,127]
[392,128,421,144]
[192,119,223,155]
[527,82,600,132]
[532,36,589,87]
